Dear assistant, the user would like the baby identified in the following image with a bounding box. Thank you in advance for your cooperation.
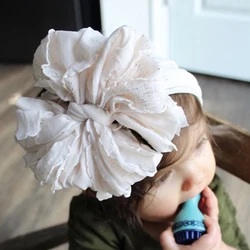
[15,26,249,250]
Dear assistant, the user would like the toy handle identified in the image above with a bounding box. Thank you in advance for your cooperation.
[173,194,207,245]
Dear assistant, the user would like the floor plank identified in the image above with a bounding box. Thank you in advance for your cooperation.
[0,65,79,243]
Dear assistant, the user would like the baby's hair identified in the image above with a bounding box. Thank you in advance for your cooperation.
[83,93,209,228]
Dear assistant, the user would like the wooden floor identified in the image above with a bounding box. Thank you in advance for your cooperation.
[0,65,249,248]
[0,65,78,249]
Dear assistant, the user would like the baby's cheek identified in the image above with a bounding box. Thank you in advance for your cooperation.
[140,200,178,222]
[206,155,216,185]
[206,143,216,177]
[140,186,180,222]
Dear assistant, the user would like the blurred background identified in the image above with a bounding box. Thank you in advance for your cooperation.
[0,0,249,249]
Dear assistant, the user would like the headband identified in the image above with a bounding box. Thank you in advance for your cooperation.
[15,26,202,200]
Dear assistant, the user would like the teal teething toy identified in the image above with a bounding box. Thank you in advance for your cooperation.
[173,194,206,245]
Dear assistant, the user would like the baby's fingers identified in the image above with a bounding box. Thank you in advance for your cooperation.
[200,187,219,221]
[159,227,179,250]
[160,215,222,250]
[191,215,222,250]
[160,227,192,250]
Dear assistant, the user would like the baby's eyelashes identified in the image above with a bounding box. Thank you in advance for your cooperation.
[154,171,174,186]
[195,137,208,152]
[155,174,169,185]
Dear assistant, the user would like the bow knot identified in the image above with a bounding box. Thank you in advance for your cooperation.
[67,102,115,126]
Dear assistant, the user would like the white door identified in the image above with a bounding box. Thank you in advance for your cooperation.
[100,0,169,58]
[169,0,250,82]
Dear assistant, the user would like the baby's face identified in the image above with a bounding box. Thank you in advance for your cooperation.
[139,132,216,224]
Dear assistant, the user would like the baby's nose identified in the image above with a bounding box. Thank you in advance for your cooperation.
[181,169,205,193]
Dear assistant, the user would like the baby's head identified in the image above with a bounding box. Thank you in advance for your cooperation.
[96,92,215,227]
[15,26,216,226]
[136,93,215,225]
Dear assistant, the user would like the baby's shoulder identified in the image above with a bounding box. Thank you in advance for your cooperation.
[69,193,109,225]
[68,194,162,250]
[68,194,124,248]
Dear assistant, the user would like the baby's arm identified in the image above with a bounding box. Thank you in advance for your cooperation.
[159,187,226,250]
[68,196,120,250]
[221,242,240,250]
[159,181,249,250]
[160,215,235,250]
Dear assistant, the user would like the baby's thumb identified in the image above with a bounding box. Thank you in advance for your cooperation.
[159,227,178,250]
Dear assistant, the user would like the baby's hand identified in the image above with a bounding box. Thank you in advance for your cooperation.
[159,187,222,250]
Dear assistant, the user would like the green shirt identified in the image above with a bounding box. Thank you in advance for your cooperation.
[68,175,249,250]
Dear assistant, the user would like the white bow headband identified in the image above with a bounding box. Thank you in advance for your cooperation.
[15,26,202,200]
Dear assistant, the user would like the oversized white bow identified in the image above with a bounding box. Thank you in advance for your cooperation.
[15,26,190,200]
